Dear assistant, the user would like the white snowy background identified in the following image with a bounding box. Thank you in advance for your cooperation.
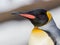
[0,0,60,45]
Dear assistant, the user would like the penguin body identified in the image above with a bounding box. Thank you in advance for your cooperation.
[12,9,60,45]
[29,27,54,45]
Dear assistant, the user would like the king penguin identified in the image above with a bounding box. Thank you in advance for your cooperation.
[12,9,60,45]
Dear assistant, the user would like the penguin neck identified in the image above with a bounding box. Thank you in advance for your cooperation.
[38,18,59,33]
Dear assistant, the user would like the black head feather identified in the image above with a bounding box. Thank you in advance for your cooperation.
[26,9,49,26]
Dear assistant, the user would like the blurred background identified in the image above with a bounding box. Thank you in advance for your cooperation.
[0,0,60,45]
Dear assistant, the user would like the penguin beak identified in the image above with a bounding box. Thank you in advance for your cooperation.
[12,12,36,19]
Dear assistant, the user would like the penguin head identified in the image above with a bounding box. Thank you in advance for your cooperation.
[12,9,52,27]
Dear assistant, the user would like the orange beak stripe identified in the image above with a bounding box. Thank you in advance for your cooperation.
[20,14,35,19]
